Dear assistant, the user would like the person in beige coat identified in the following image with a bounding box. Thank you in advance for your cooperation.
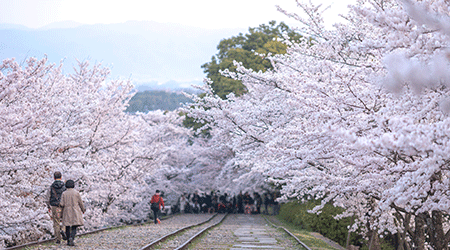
[60,180,86,246]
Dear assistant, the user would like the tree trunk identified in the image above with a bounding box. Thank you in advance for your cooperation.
[414,213,426,250]
[400,213,411,250]
[393,210,412,250]
[429,211,447,250]
[345,229,351,249]
[367,230,381,250]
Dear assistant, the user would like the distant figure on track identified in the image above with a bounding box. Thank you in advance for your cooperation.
[179,193,187,213]
[263,193,271,215]
[46,171,66,244]
[60,180,86,246]
[150,190,165,224]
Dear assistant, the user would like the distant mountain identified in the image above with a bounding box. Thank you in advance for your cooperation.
[0,21,245,89]
[0,24,31,30]
[38,21,85,30]
[126,90,194,113]
[134,80,202,92]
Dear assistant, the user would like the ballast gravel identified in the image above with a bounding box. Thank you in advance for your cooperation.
[25,213,301,250]
[186,214,302,250]
[26,214,212,250]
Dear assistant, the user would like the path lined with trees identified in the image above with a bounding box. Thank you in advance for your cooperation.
[184,0,450,249]
[2,0,450,249]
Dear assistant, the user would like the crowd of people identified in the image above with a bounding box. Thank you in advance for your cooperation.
[171,190,281,215]
[45,170,280,247]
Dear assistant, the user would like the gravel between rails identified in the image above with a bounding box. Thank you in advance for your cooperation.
[24,214,215,250]
[152,213,226,250]
[186,214,303,250]
[23,214,303,250]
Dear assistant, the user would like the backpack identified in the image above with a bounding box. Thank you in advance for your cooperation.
[151,196,160,209]
[50,181,66,207]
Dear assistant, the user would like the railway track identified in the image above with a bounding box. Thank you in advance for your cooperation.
[7,213,223,250]
[8,213,318,250]
[140,213,227,250]
[263,215,311,250]
[4,215,176,250]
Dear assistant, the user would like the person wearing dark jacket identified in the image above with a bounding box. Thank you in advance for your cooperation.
[60,180,86,246]
[237,191,244,213]
[254,192,262,214]
[263,193,271,215]
[46,171,66,244]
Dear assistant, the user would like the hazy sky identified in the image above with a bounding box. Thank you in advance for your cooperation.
[1,0,356,29]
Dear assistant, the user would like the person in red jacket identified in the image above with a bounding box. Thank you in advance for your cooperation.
[150,190,165,224]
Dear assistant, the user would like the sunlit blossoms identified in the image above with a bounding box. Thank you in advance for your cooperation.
[185,0,450,248]
[0,56,266,248]
[4,0,450,249]
[0,58,195,247]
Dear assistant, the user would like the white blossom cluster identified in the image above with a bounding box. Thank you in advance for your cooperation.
[0,56,266,248]
[5,0,450,248]
[0,58,201,248]
[185,0,450,247]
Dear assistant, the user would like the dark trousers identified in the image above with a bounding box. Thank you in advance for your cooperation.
[65,226,78,243]
[238,203,243,213]
[151,208,160,224]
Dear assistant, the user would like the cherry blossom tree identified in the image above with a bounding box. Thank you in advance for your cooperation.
[5,0,450,248]
[0,55,257,248]
[0,56,261,248]
[0,58,196,248]
[0,57,142,246]
[185,0,450,248]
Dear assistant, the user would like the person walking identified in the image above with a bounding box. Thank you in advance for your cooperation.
[272,191,280,215]
[263,193,271,215]
[254,192,262,214]
[191,191,200,213]
[179,193,187,213]
[150,190,165,224]
[46,171,66,244]
[60,180,86,246]
[237,191,244,214]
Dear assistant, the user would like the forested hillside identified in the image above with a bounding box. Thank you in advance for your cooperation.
[126,90,193,112]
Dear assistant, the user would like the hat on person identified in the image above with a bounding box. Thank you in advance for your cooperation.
[156,190,160,194]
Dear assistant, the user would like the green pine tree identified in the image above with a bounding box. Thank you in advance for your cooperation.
[202,20,302,99]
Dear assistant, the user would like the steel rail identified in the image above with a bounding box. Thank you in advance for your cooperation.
[4,215,175,250]
[263,215,312,250]
[138,213,219,250]
[174,213,228,250]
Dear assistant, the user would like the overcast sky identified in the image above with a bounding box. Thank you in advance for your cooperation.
[1,0,356,29]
